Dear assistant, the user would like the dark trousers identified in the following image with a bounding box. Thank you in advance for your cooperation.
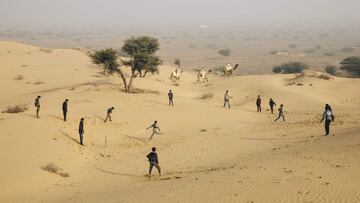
[275,113,285,121]
[325,120,331,135]
[169,99,173,106]
[104,113,111,122]
[63,111,67,121]
[149,162,161,175]
[224,100,230,108]
[270,106,274,114]
[36,107,40,118]
[79,131,84,145]
[257,105,261,112]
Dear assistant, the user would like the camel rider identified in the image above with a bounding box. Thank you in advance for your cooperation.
[225,64,232,72]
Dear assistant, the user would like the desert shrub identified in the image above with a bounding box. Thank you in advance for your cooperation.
[199,93,214,99]
[131,88,160,95]
[39,48,52,54]
[289,43,297,48]
[303,48,316,54]
[218,48,231,57]
[325,65,337,75]
[174,59,181,68]
[13,74,24,80]
[33,81,44,85]
[315,45,322,49]
[41,163,69,177]
[340,56,360,76]
[324,52,335,56]
[273,62,309,74]
[2,104,28,113]
[342,47,355,53]
[269,50,278,55]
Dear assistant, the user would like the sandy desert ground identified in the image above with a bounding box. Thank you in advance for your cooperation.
[0,41,360,202]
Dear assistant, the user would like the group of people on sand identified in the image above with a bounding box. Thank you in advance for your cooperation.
[222,91,335,135]
[33,87,335,177]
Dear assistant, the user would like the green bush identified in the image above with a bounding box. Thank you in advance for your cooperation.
[340,56,360,76]
[218,48,231,57]
[342,47,355,53]
[273,62,309,74]
[325,65,337,75]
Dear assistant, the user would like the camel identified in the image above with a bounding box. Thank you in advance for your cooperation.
[196,68,212,83]
[170,68,183,80]
[223,64,239,76]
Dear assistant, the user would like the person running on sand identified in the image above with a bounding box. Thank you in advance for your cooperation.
[320,104,335,136]
[274,104,285,122]
[104,107,114,122]
[256,95,262,112]
[269,98,276,114]
[147,147,161,176]
[79,118,85,145]
[147,121,161,140]
[224,90,231,108]
[168,90,174,106]
[62,99,68,121]
[34,96,41,118]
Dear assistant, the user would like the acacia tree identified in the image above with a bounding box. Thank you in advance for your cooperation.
[122,36,162,81]
[90,37,162,93]
[89,48,129,91]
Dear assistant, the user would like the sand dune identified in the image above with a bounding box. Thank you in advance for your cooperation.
[0,41,360,202]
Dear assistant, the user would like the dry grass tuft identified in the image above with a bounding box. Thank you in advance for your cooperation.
[41,163,69,177]
[39,48,53,54]
[33,81,45,85]
[198,93,214,99]
[131,88,160,95]
[2,104,28,113]
[13,75,24,80]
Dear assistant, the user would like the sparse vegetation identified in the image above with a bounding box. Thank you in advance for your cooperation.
[2,104,28,113]
[340,56,360,77]
[41,163,69,178]
[342,47,355,53]
[199,93,214,99]
[33,81,44,85]
[303,48,316,54]
[289,43,297,49]
[13,74,23,80]
[325,65,337,75]
[217,48,231,57]
[39,48,52,54]
[273,62,309,74]
[324,52,335,56]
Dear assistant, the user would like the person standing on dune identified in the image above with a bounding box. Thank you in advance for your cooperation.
[269,98,276,114]
[274,104,285,122]
[104,107,114,122]
[34,96,41,118]
[168,90,174,106]
[62,99,68,121]
[224,90,231,108]
[147,121,161,140]
[256,95,262,112]
[320,104,335,136]
[79,118,85,145]
[147,147,161,177]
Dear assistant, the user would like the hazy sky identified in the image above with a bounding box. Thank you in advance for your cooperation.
[1,0,360,26]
